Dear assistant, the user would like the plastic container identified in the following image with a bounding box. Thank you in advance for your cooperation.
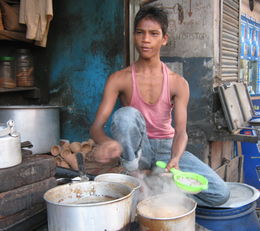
[241,129,260,188]
[0,56,16,88]
[240,128,260,208]
[196,202,260,231]
[15,49,34,87]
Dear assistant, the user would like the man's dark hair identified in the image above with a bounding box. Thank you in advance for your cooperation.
[134,6,168,35]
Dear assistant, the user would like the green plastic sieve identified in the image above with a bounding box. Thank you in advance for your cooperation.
[156,161,208,194]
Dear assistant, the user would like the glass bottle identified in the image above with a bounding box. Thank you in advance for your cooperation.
[15,49,34,87]
[0,56,16,88]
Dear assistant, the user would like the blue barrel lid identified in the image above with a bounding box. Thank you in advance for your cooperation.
[212,182,260,208]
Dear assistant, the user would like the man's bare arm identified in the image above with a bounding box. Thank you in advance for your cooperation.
[90,74,118,142]
[90,73,123,162]
[167,77,190,170]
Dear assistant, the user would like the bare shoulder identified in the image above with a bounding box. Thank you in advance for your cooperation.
[108,66,131,81]
[167,68,189,95]
[106,66,132,94]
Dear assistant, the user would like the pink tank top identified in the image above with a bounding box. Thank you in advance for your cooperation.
[130,62,175,139]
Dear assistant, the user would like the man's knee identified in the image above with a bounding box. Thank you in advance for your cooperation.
[111,107,145,132]
[214,184,230,206]
[204,184,230,206]
[112,106,141,122]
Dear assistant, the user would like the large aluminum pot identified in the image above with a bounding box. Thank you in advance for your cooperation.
[137,193,197,231]
[0,120,22,168]
[0,105,60,154]
[44,181,133,231]
[94,173,141,222]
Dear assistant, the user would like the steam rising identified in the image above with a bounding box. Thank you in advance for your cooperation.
[138,168,187,200]
[135,168,194,219]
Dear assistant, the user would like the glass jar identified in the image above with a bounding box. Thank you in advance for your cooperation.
[0,56,16,88]
[15,49,34,87]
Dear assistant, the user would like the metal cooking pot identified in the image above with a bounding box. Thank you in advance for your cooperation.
[0,105,60,154]
[0,120,22,168]
[44,181,133,231]
[94,173,141,222]
[137,193,197,231]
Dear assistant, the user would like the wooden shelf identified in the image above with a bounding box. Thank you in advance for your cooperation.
[0,87,40,98]
[0,30,33,43]
[0,87,34,92]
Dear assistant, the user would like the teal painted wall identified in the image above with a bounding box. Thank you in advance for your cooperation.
[35,0,125,142]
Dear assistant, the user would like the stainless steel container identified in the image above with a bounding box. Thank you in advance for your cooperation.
[44,181,133,231]
[0,120,22,168]
[0,105,60,154]
[94,173,141,222]
[137,193,197,231]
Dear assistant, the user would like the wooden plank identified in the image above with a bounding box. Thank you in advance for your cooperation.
[1,209,46,231]
[0,87,37,93]
[0,203,46,230]
[0,177,56,217]
[236,142,242,156]
[0,155,56,193]
[210,141,223,169]
[222,141,234,160]
[226,156,241,182]
[215,164,227,180]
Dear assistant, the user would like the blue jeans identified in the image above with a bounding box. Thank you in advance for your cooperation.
[110,106,230,207]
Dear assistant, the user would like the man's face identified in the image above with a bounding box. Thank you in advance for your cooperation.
[134,18,168,59]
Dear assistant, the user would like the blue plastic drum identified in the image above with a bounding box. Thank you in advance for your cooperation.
[196,202,260,231]
[196,182,260,231]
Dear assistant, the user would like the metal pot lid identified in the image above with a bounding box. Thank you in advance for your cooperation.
[213,182,260,208]
[0,105,61,109]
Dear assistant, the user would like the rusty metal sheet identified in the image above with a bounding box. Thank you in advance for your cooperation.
[234,83,255,122]
[217,82,259,142]
[218,83,246,132]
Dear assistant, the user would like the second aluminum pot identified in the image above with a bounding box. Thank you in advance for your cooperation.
[137,193,197,231]
[44,181,133,231]
[0,105,60,154]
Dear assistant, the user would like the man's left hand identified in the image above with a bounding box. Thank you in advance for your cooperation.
[166,157,180,171]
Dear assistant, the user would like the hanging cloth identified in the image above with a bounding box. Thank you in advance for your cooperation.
[19,0,53,47]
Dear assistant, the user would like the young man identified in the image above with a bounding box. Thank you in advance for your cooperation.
[90,6,230,206]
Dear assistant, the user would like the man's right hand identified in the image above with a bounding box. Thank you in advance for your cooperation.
[93,140,123,163]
